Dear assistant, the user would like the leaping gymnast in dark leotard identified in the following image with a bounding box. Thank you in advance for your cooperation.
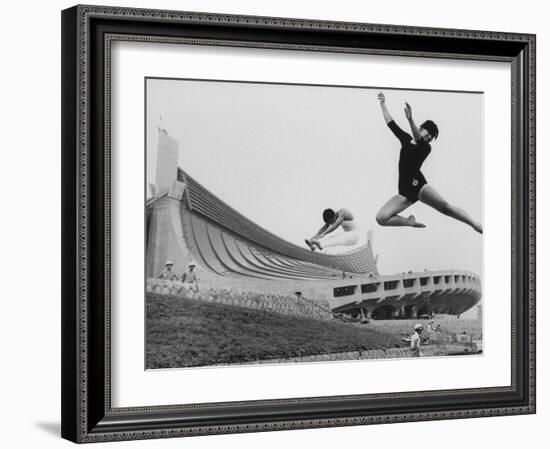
[375,92,483,234]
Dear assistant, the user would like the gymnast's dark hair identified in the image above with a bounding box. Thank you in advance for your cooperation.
[323,208,336,224]
[421,120,439,139]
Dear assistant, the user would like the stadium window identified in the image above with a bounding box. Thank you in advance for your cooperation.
[361,283,378,294]
[333,285,357,297]
[433,276,441,284]
[445,275,452,283]
[384,281,398,290]
[403,279,415,288]
[420,277,429,286]
[454,275,460,282]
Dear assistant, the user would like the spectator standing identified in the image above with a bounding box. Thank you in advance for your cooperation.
[411,323,424,357]
[182,261,199,292]
[158,260,177,280]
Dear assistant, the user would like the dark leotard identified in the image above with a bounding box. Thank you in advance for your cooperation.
[387,120,431,203]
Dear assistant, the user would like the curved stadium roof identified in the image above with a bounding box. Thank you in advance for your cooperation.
[177,168,378,279]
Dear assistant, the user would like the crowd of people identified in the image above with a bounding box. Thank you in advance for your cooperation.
[149,263,333,321]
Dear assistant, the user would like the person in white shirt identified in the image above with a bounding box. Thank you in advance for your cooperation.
[181,261,199,292]
[158,260,177,281]
[411,323,424,357]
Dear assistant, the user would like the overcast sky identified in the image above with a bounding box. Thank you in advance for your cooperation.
[146,78,483,279]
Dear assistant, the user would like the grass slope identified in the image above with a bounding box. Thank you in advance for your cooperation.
[146,293,402,369]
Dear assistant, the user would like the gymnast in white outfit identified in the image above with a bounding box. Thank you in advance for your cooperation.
[305,208,359,251]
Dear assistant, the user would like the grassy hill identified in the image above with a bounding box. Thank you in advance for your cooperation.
[146,293,403,369]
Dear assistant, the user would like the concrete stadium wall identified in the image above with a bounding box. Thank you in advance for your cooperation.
[146,278,334,321]
[330,270,482,317]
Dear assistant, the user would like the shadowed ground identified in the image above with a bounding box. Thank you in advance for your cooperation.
[146,293,403,369]
[368,318,482,340]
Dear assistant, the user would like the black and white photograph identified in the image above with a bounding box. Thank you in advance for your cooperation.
[145,78,484,369]
[1,0,544,446]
